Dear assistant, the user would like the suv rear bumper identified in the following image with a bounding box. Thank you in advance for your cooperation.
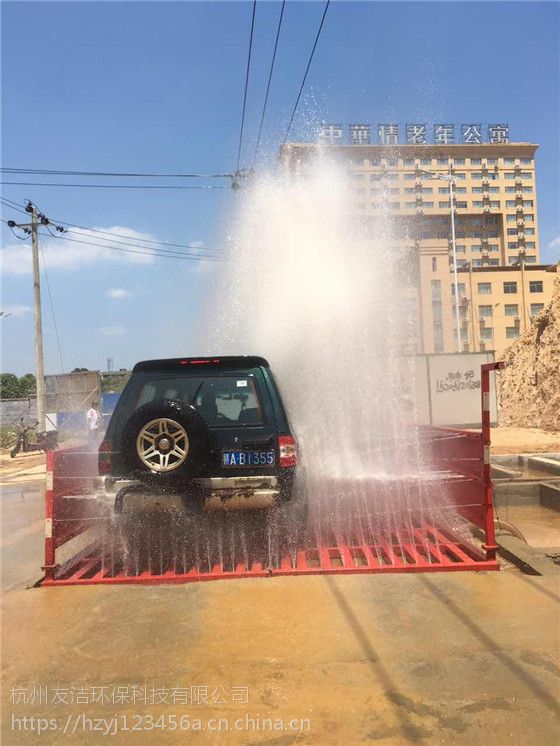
[95,475,280,511]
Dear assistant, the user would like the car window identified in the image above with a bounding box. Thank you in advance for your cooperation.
[132,374,264,426]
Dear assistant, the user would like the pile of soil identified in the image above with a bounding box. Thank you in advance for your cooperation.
[499,275,560,430]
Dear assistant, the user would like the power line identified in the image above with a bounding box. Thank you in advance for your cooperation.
[40,246,65,372]
[236,0,257,172]
[0,181,228,190]
[39,230,224,263]
[253,0,286,166]
[1,168,232,178]
[1,197,223,255]
[281,0,331,145]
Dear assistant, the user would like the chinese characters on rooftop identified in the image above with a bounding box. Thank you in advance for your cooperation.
[318,123,510,146]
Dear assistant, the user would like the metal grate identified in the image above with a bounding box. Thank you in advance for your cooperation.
[40,522,498,587]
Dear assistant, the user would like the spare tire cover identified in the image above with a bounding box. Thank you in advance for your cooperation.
[119,399,210,486]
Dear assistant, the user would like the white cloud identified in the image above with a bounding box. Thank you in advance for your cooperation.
[98,326,126,336]
[1,226,158,275]
[106,288,131,299]
[547,235,560,256]
[1,304,32,317]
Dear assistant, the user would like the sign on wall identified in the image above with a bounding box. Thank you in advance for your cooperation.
[318,123,510,146]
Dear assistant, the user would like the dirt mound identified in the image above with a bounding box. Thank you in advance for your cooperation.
[499,275,560,430]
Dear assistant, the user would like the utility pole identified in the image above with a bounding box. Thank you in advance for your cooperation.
[30,206,46,431]
[7,202,65,431]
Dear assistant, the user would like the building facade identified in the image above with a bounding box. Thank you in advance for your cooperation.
[280,141,557,357]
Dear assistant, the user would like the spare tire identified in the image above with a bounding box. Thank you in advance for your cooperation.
[119,399,210,488]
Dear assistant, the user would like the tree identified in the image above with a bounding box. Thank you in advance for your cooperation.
[71,367,89,373]
[0,373,21,399]
[18,373,36,398]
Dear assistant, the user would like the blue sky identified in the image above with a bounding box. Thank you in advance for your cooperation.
[2,0,559,375]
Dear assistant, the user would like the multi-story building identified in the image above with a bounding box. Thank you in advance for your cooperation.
[280,141,557,357]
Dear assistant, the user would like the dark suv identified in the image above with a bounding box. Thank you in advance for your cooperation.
[97,356,301,514]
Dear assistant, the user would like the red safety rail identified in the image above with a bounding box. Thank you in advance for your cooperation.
[41,363,503,586]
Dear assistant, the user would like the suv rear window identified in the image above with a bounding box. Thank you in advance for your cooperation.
[133,374,264,426]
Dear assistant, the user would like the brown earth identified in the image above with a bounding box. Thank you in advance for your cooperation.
[498,274,560,430]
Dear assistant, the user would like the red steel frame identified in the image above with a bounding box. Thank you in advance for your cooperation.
[41,363,503,586]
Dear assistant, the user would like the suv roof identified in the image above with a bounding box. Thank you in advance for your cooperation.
[132,356,270,372]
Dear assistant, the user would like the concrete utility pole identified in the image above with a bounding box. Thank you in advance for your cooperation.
[7,203,65,431]
[30,206,46,431]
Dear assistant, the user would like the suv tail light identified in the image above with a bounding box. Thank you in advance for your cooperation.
[98,439,113,475]
[278,435,297,467]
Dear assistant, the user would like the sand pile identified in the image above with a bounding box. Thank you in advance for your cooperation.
[499,275,560,430]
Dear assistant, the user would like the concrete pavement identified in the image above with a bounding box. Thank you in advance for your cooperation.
[1,481,559,745]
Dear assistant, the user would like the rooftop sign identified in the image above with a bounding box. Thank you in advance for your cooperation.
[318,123,510,146]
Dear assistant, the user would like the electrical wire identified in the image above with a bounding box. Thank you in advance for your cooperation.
[1,168,232,178]
[252,0,286,166]
[0,181,228,190]
[39,230,224,263]
[40,244,65,372]
[281,0,331,145]
[1,198,224,255]
[236,0,257,172]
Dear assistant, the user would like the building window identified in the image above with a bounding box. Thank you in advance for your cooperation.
[525,214,534,222]
[437,158,448,165]
[523,200,533,208]
[472,187,483,193]
[405,201,416,208]
[520,158,532,165]
[404,187,415,194]
[471,173,483,180]
[439,201,450,208]
[488,187,499,193]
[478,282,492,294]
[504,158,515,165]
[520,172,531,179]
[505,187,516,193]
[525,256,537,264]
[422,202,434,208]
[454,173,466,179]
[529,281,543,293]
[432,257,437,271]
[522,186,533,193]
[505,304,519,316]
[473,201,483,208]
[403,159,414,166]
[420,159,431,165]
[506,201,516,208]
[470,158,482,165]
[490,201,500,208]
[506,327,520,339]
[487,158,497,165]
[504,282,518,294]
[451,282,466,296]
[456,201,467,208]
[455,187,467,194]
[525,241,535,249]
[530,303,544,315]
[454,158,465,165]
[506,215,517,223]
[422,187,433,194]
[478,305,493,318]
[505,173,515,180]
[508,242,518,249]
[455,245,466,254]
[507,229,517,236]
[370,159,381,167]
[481,327,494,341]
[404,173,416,180]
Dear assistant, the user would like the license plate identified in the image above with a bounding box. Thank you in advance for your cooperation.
[222,450,275,467]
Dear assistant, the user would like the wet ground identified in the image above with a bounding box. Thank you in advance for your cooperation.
[1,479,559,745]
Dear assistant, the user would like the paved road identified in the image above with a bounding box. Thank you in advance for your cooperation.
[1,480,559,745]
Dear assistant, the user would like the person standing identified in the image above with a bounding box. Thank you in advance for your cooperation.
[86,400,100,445]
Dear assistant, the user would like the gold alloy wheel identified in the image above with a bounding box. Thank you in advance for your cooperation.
[136,417,189,472]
